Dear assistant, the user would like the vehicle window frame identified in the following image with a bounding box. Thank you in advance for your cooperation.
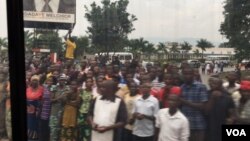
[6,0,27,141]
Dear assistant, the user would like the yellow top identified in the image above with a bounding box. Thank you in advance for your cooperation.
[46,72,52,78]
[124,93,140,130]
[65,39,76,59]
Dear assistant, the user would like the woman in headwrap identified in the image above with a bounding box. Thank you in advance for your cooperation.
[26,75,44,140]
[39,77,54,141]
[77,78,94,141]
[49,74,69,141]
[60,80,81,141]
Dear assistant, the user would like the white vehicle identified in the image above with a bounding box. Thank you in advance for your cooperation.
[95,52,133,64]
[187,60,200,68]
[187,59,199,64]
[242,59,250,64]
[205,60,213,64]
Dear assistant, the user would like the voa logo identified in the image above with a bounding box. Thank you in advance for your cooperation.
[226,129,246,136]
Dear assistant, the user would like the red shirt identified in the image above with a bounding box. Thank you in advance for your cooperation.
[26,86,44,100]
[151,86,181,108]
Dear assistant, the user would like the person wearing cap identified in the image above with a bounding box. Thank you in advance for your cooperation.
[49,74,70,141]
[26,75,44,140]
[231,76,250,108]
[154,94,189,141]
[235,80,250,124]
[205,77,236,141]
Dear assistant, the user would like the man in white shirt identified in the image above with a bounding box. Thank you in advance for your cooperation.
[155,94,190,141]
[132,83,159,141]
[223,72,240,95]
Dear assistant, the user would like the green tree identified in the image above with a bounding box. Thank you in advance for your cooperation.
[0,37,8,61]
[181,41,192,53]
[169,43,180,59]
[220,0,250,61]
[181,41,192,59]
[0,37,8,49]
[85,0,137,55]
[157,42,168,60]
[169,42,180,53]
[75,36,89,58]
[218,42,232,48]
[36,30,63,53]
[142,42,155,60]
[24,30,34,51]
[128,38,148,58]
[196,39,214,59]
[193,49,201,58]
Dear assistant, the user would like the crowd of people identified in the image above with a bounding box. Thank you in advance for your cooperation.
[2,53,250,141]
[0,34,250,141]
[201,61,226,75]
[0,62,11,141]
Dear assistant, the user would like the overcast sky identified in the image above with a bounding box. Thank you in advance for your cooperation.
[0,0,226,45]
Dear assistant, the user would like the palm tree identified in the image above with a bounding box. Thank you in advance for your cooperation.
[75,36,89,58]
[181,41,192,59]
[193,49,201,58]
[157,42,168,60]
[137,38,149,52]
[24,30,34,51]
[169,43,180,59]
[141,42,155,60]
[169,43,179,58]
[129,38,148,59]
[169,42,180,53]
[0,37,8,61]
[196,39,214,59]
[0,37,8,49]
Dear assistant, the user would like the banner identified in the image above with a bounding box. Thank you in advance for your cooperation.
[23,0,76,29]
[24,11,75,23]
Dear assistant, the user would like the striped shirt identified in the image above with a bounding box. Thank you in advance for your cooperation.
[40,85,52,120]
[151,77,165,90]
[181,81,208,130]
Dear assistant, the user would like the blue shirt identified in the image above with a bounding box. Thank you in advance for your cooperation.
[181,81,208,130]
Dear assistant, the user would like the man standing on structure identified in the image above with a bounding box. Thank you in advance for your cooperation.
[64,29,76,60]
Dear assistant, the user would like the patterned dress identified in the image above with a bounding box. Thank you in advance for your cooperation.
[60,91,80,141]
[49,85,69,141]
[39,84,53,141]
[77,89,92,141]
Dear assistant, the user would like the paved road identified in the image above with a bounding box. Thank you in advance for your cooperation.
[200,67,235,88]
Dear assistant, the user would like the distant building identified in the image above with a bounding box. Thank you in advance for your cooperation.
[188,47,235,60]
[142,45,235,61]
